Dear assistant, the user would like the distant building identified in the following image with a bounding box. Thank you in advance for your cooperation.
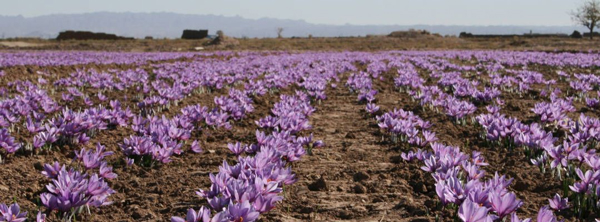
[56,31,133,40]
[458,31,568,39]
[583,32,600,38]
[459,32,474,38]
[181,30,209,39]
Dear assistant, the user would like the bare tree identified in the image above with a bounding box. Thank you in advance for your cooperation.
[276,27,284,38]
[571,0,600,39]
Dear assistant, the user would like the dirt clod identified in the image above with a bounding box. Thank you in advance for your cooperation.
[307,176,328,191]
[345,132,356,139]
[353,184,367,194]
[353,171,370,182]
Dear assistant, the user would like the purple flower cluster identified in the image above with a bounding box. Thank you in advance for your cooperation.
[344,71,381,116]
[531,98,575,123]
[32,105,133,149]
[0,202,47,222]
[214,89,254,121]
[258,93,315,134]
[346,72,377,103]
[301,74,328,101]
[75,143,118,179]
[174,91,319,222]
[0,129,20,154]
[477,111,600,217]
[390,62,479,122]
[476,113,555,149]
[565,114,600,144]
[444,97,477,120]
[377,108,437,146]
[121,116,190,163]
[585,95,600,109]
[403,140,565,221]
[0,51,201,67]
[404,141,527,220]
[570,73,600,95]
[40,163,115,215]
[393,64,423,90]
[2,81,60,119]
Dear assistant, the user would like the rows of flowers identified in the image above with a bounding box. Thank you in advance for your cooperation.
[172,91,323,221]
[345,54,571,221]
[3,50,600,221]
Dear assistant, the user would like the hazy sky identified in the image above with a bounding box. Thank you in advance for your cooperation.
[1,0,581,26]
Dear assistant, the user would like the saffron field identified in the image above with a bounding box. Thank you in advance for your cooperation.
[0,50,599,221]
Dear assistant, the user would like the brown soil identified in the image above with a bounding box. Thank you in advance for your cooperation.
[2,36,600,52]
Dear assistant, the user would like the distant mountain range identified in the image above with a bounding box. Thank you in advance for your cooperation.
[0,12,586,39]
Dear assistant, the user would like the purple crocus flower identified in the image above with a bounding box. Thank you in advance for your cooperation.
[256,116,278,129]
[190,140,203,153]
[585,155,600,171]
[84,97,94,106]
[74,143,114,170]
[99,162,118,179]
[509,213,531,222]
[401,151,417,161]
[548,193,569,211]
[244,144,259,154]
[36,211,46,222]
[312,140,324,148]
[228,142,244,156]
[33,135,46,149]
[365,103,380,114]
[225,201,260,222]
[61,93,73,101]
[171,207,211,222]
[422,156,441,172]
[586,97,600,109]
[435,176,466,204]
[207,196,230,211]
[489,192,522,218]
[168,125,191,141]
[569,168,600,193]
[463,163,485,180]
[458,199,496,222]
[253,195,283,213]
[125,157,135,166]
[544,145,567,169]
[26,117,42,133]
[0,203,27,222]
[97,92,107,101]
[41,161,64,179]
[471,151,488,166]
[40,167,115,212]
[486,105,500,114]
[0,129,21,153]
[467,187,490,208]
[536,206,560,222]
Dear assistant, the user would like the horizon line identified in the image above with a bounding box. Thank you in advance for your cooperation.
[0,11,583,28]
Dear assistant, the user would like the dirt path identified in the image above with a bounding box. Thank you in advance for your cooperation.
[265,72,434,221]
[0,41,45,48]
